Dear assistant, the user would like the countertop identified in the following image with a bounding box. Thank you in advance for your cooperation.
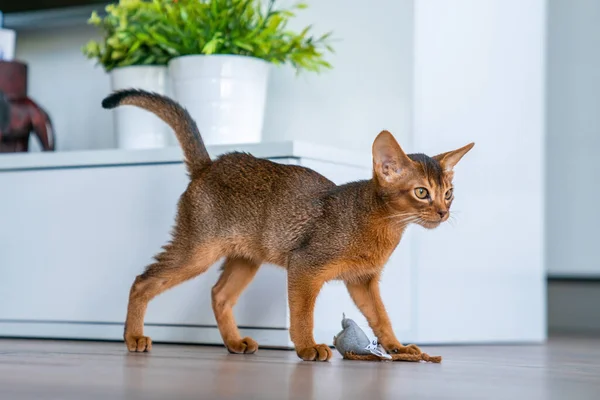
[0,141,370,172]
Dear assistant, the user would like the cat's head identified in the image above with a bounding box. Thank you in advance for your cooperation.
[372,130,474,229]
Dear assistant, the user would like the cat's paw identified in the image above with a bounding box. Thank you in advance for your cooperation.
[226,337,259,354]
[125,335,152,352]
[296,344,333,361]
[384,342,421,355]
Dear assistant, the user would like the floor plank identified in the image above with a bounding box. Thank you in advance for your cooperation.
[1,337,599,399]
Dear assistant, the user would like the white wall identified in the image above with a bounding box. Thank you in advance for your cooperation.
[15,0,414,153]
[410,0,546,342]
[546,0,600,277]
[263,0,413,151]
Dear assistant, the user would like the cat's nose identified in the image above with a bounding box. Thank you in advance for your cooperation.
[438,210,448,219]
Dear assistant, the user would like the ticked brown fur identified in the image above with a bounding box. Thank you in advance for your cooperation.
[102,90,474,361]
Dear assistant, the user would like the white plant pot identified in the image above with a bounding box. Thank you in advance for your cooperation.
[168,55,270,145]
[110,66,173,149]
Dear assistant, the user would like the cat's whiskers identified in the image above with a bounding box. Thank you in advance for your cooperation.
[383,212,414,220]
[396,216,419,226]
[447,214,458,228]
[380,212,419,228]
[449,211,460,222]
[383,213,420,226]
[417,213,432,223]
[416,215,439,228]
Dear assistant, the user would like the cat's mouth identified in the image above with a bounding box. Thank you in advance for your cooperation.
[417,219,443,229]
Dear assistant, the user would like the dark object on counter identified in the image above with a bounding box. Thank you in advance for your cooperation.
[0,92,9,131]
[0,61,55,152]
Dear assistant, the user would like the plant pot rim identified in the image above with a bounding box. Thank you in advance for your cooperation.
[169,54,271,65]
[109,65,168,72]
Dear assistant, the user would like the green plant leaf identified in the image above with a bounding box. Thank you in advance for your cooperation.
[203,36,222,54]
[233,40,254,52]
[82,0,334,73]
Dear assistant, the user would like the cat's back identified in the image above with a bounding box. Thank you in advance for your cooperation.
[185,152,330,221]
[203,151,334,194]
[180,152,335,263]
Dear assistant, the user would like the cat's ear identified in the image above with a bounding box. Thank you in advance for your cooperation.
[372,130,414,184]
[433,142,475,172]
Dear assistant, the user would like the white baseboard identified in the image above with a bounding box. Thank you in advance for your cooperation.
[0,321,293,349]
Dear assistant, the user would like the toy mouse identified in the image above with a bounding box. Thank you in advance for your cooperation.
[333,314,442,363]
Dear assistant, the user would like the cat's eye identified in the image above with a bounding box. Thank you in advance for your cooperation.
[445,188,453,200]
[414,187,429,199]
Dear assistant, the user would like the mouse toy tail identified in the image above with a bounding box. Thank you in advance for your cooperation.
[343,351,442,363]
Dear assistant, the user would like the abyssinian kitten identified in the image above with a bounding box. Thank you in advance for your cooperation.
[102,89,474,362]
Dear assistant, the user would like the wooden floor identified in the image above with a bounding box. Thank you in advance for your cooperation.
[1,337,599,400]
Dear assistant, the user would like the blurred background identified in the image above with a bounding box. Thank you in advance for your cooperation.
[0,0,596,347]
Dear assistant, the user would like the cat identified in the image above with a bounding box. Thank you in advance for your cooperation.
[102,89,474,361]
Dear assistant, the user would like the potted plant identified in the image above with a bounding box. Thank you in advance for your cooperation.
[83,0,174,149]
[149,0,334,145]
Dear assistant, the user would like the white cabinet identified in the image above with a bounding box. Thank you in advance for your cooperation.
[0,141,545,347]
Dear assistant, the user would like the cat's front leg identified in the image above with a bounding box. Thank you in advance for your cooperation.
[346,276,422,355]
[288,272,332,361]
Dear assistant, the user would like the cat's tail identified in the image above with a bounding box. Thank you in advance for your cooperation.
[102,89,211,176]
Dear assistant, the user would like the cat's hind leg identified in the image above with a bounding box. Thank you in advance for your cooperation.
[124,241,223,352]
[211,257,261,354]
